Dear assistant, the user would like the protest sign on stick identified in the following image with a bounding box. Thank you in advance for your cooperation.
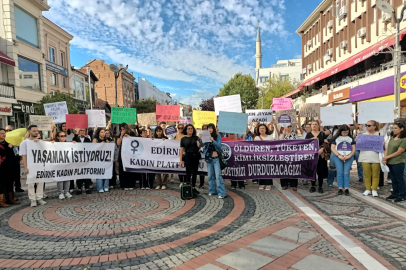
[30,115,53,131]
[246,109,273,122]
[358,101,395,124]
[86,110,106,127]
[111,107,137,124]
[213,95,242,116]
[138,113,157,127]
[272,98,292,111]
[192,110,217,128]
[275,109,296,127]
[156,105,180,121]
[44,101,68,123]
[320,104,353,126]
[66,114,89,129]
[356,135,384,152]
[299,103,320,118]
[218,111,248,135]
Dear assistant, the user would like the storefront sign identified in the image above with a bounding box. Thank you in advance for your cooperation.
[328,87,350,103]
[46,60,69,77]
[0,103,12,116]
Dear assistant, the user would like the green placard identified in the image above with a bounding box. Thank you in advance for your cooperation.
[111,107,137,124]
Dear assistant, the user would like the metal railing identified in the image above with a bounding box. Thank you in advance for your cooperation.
[0,82,15,99]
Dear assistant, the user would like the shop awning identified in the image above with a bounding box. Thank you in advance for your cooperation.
[281,88,301,98]
[0,51,15,66]
[359,92,406,102]
[283,28,406,98]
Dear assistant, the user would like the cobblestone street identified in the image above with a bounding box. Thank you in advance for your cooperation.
[0,169,404,270]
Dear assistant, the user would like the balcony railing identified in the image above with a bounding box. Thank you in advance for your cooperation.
[0,82,15,99]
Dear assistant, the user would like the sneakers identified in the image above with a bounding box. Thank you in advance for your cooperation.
[109,186,114,189]
[129,188,134,190]
[259,185,264,190]
[161,185,167,190]
[265,186,271,190]
[104,188,109,192]
[309,186,316,193]
[146,187,150,190]
[395,197,405,202]
[156,186,161,190]
[318,187,324,194]
[59,193,65,200]
[363,190,371,196]
[388,179,392,184]
[65,192,72,199]
[37,199,47,205]
[231,186,236,190]
[31,200,37,207]
[344,189,350,196]
[372,190,378,197]
[43,193,48,199]
[141,187,145,190]
[328,185,333,187]
[124,188,129,191]
[99,190,104,193]
[338,189,344,195]
[386,195,397,200]
[218,196,225,199]
[208,193,214,196]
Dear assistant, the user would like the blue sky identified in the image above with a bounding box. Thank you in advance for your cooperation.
[46,0,322,107]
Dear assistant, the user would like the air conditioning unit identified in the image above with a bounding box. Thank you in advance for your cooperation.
[307,40,312,48]
[327,20,333,29]
[327,48,333,56]
[340,40,348,49]
[324,54,331,62]
[307,64,312,71]
[339,6,347,20]
[357,27,366,38]
[382,12,392,22]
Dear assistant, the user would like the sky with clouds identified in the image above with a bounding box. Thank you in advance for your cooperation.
[46,0,322,107]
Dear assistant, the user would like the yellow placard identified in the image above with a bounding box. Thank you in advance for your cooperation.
[192,110,217,128]
[401,74,406,89]
[5,128,27,146]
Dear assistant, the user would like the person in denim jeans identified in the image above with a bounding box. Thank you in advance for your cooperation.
[354,150,364,182]
[327,152,336,187]
[202,123,226,199]
[93,128,109,193]
[330,125,356,196]
[383,122,406,202]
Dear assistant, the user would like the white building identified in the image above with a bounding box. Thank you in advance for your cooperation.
[138,77,172,104]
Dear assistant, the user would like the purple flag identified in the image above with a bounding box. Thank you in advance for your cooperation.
[356,135,384,153]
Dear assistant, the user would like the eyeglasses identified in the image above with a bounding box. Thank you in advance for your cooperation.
[287,126,292,128]
[58,135,66,138]
[178,127,184,130]
[187,128,193,130]
[366,124,374,127]
[5,130,12,132]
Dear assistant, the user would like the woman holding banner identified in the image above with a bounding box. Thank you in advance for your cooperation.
[174,124,186,188]
[53,131,74,200]
[117,124,137,190]
[254,124,273,191]
[280,125,299,191]
[152,127,168,190]
[306,121,328,193]
[93,128,110,193]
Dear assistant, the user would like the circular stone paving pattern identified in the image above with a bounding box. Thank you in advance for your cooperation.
[0,187,297,269]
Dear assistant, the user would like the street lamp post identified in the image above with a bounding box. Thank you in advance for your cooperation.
[109,64,128,107]
[376,0,406,119]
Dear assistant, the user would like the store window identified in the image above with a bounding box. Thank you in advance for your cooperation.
[50,73,57,86]
[14,6,38,48]
[49,47,56,63]
[73,75,85,100]
[18,56,41,91]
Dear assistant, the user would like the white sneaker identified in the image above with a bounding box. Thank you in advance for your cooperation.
[363,190,371,196]
[129,188,134,190]
[161,185,167,190]
[218,196,225,199]
[146,187,150,190]
[104,188,109,192]
[156,186,161,190]
[208,193,213,196]
[141,187,145,190]
[37,199,47,205]
[124,188,129,191]
[109,186,114,189]
[179,183,183,188]
[388,179,392,184]
[99,190,104,193]
[65,192,72,199]
[59,193,65,200]
[372,190,379,197]
[43,193,48,199]
[265,186,271,191]
[259,185,264,190]
[31,200,37,207]
[390,188,393,192]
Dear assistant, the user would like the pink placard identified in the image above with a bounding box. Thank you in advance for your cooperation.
[66,114,88,129]
[272,98,292,111]
[156,105,180,122]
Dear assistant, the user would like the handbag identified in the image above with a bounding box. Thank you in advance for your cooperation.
[219,154,227,170]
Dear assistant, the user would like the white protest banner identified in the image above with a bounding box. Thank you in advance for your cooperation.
[44,101,68,123]
[320,104,353,126]
[299,103,321,118]
[213,94,242,116]
[246,109,273,122]
[26,140,115,183]
[201,130,211,143]
[86,110,106,127]
[358,101,395,124]
[121,137,207,174]
[30,115,53,131]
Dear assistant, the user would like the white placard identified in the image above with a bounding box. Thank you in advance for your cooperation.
[44,101,68,123]
[201,130,211,143]
[30,115,53,131]
[213,94,242,116]
[320,104,353,126]
[86,110,107,127]
[246,109,273,122]
[26,140,115,183]
[358,101,395,124]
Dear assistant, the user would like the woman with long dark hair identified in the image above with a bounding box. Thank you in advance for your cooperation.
[93,128,109,193]
[117,123,137,190]
[150,126,167,190]
[254,124,273,190]
[280,124,299,191]
[174,124,186,188]
[383,121,406,202]
[330,125,356,196]
[201,123,226,198]
[54,131,74,199]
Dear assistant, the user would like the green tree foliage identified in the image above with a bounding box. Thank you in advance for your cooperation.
[131,98,160,113]
[219,73,259,111]
[34,92,80,115]
[257,75,301,109]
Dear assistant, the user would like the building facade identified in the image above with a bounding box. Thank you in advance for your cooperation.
[85,59,135,108]
[138,77,172,104]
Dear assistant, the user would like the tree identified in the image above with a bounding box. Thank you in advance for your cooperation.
[219,73,259,111]
[199,97,215,111]
[131,98,159,113]
[34,92,80,115]
[258,75,301,109]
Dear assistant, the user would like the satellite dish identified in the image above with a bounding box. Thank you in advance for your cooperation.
[109,64,119,73]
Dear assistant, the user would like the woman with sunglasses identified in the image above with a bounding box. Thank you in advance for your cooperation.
[280,124,299,191]
[174,124,186,188]
[93,128,110,193]
[180,124,201,196]
[383,122,406,202]
[254,124,273,190]
[53,131,75,199]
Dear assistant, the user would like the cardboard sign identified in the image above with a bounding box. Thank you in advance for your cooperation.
[275,109,296,127]
[156,105,180,122]
[30,115,53,131]
[213,94,242,116]
[356,134,384,152]
[192,110,217,128]
[320,104,353,126]
[44,101,68,123]
[218,111,248,135]
[246,109,273,123]
[299,103,321,118]
[179,116,192,124]
[86,110,106,127]
[272,98,292,111]
[165,126,177,138]
[65,114,88,129]
[358,101,395,124]
[137,113,157,127]
[111,107,137,124]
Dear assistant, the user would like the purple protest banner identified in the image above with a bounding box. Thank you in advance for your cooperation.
[221,140,319,180]
[356,134,384,152]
